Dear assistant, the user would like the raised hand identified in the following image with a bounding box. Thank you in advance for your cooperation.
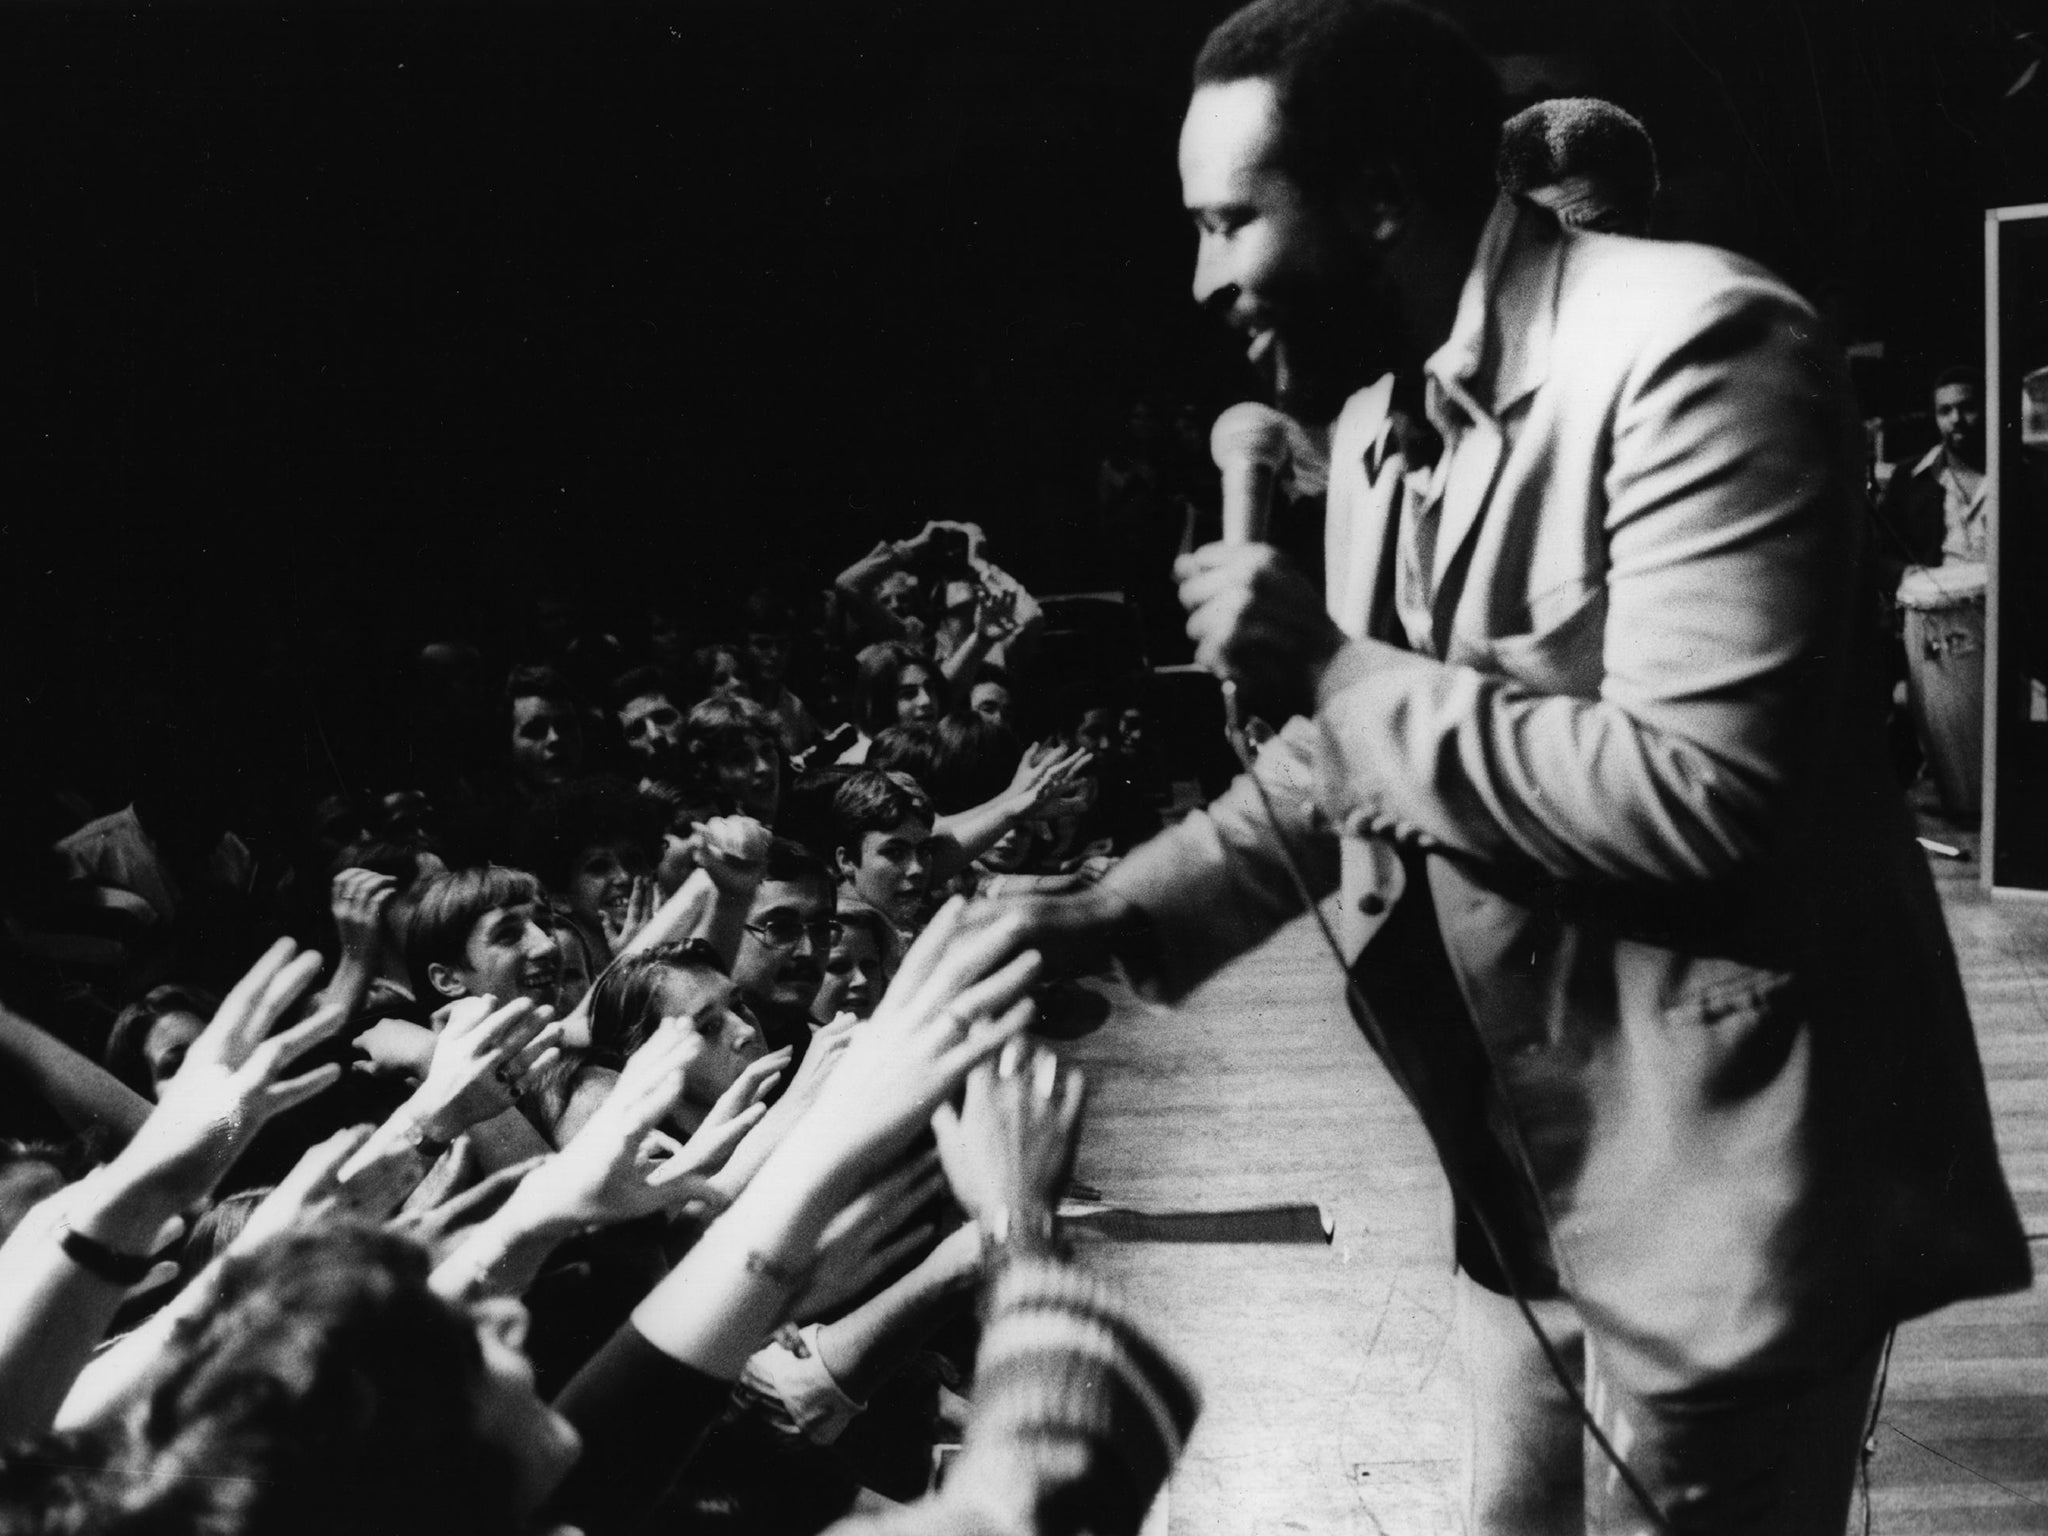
[392,1153,544,1259]
[932,1039,1085,1233]
[790,899,1041,1176]
[975,581,1022,645]
[791,1150,947,1322]
[602,876,659,956]
[330,868,398,964]
[112,939,346,1210]
[1007,741,1094,818]
[700,1045,790,1139]
[401,996,563,1145]
[504,1019,724,1233]
[229,1124,424,1261]
[682,815,772,899]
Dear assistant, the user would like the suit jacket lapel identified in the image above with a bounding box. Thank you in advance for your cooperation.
[1425,205,1568,644]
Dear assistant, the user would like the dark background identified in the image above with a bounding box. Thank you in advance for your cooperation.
[3,0,2046,776]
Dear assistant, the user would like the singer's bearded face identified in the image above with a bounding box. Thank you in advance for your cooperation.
[1180,78,1403,424]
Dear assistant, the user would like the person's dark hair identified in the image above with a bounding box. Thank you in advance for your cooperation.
[1193,0,1504,224]
[741,586,797,638]
[853,641,935,738]
[679,694,784,805]
[177,1188,267,1288]
[516,775,665,894]
[687,642,748,703]
[780,769,855,866]
[1934,364,1982,396]
[329,838,441,890]
[608,665,681,715]
[97,1222,517,1536]
[830,770,935,862]
[831,898,903,976]
[932,713,1025,814]
[502,663,575,714]
[762,835,835,895]
[867,722,942,789]
[399,866,546,1001]
[105,984,223,1097]
[1496,97,1658,233]
[585,942,727,1065]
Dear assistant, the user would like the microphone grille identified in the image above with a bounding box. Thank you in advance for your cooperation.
[1210,402,1293,470]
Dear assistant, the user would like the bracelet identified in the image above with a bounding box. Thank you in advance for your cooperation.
[56,1219,159,1286]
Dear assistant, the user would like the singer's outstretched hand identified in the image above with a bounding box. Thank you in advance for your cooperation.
[1176,542,1345,718]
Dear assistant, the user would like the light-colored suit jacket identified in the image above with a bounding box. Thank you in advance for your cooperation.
[1107,199,2029,1391]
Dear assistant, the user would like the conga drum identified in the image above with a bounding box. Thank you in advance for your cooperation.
[1897,561,1988,820]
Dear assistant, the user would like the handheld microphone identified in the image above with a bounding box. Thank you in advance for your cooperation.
[1208,402,1292,735]
[1210,401,1291,545]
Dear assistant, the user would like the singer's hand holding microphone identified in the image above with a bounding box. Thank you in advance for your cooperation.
[1187,402,1346,722]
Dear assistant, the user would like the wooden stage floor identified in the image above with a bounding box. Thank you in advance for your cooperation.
[1063,844,2048,1534]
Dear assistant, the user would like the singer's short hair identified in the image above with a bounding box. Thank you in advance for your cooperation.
[1194,0,1503,223]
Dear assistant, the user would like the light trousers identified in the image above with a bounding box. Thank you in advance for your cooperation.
[1455,1270,1885,1536]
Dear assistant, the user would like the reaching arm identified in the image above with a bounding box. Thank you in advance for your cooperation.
[320,868,397,1023]
[810,1218,981,1403]
[835,540,918,644]
[928,743,1091,879]
[0,940,346,1441]
[0,1000,151,1148]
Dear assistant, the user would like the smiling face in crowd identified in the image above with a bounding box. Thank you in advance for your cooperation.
[433,899,562,1006]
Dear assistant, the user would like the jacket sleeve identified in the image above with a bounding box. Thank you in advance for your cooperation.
[824,1256,1200,1536]
[1302,279,1857,890]
[1100,714,1341,1001]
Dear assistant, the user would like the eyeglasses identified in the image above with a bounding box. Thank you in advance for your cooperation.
[744,914,843,952]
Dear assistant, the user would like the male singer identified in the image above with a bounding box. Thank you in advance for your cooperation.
[989,1,2030,1530]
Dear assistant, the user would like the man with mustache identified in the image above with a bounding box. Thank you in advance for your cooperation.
[989,2,2030,1530]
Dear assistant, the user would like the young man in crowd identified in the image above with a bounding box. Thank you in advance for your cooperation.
[826,770,934,938]
[610,666,687,786]
[404,865,563,1012]
[503,664,586,794]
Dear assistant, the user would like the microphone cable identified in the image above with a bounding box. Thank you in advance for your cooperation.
[1217,698,1676,1533]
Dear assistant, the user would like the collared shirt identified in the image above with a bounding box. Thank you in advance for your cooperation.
[1907,443,1987,563]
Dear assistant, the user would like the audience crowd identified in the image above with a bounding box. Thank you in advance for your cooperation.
[0,515,1194,1536]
